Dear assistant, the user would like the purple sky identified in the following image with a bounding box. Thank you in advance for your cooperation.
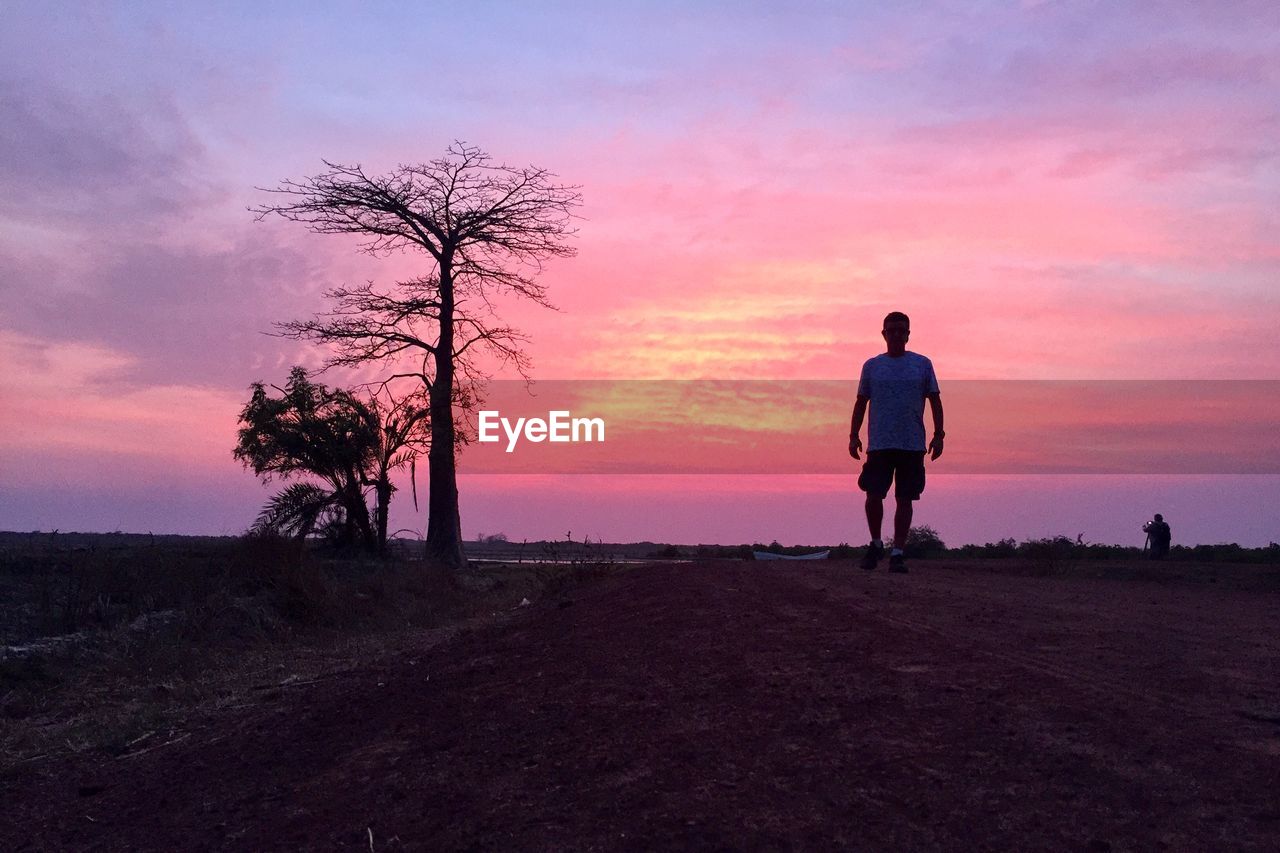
[2,2,1279,545]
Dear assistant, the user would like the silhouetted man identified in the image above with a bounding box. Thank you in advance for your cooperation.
[849,312,944,573]
[1144,513,1172,559]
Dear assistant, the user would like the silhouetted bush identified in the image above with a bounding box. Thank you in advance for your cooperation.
[954,538,1019,558]
[1017,535,1084,576]
[906,525,946,557]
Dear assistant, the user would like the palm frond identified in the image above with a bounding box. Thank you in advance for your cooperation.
[251,482,339,540]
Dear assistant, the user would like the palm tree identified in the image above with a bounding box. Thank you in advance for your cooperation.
[234,368,430,551]
[352,386,432,549]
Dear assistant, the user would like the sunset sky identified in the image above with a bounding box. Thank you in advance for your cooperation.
[3,1,1279,546]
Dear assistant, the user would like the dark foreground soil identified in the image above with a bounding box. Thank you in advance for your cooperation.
[4,560,1279,851]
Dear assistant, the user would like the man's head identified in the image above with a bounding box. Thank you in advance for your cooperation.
[882,311,910,356]
[1154,513,1163,522]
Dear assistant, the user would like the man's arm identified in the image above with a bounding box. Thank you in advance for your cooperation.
[849,395,868,459]
[927,392,944,460]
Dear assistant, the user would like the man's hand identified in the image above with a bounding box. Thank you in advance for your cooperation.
[849,435,863,459]
[928,434,944,461]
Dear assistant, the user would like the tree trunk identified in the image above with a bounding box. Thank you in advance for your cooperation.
[424,435,464,568]
[424,265,467,570]
[343,482,377,551]
[375,473,391,552]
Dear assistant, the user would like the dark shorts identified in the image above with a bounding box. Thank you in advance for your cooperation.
[858,449,926,500]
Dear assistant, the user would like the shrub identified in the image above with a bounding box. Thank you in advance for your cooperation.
[906,525,946,557]
[1018,534,1085,575]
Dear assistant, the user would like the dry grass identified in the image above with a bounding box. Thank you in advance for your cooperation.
[0,532,612,769]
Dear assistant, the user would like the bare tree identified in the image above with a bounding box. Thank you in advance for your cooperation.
[253,143,581,569]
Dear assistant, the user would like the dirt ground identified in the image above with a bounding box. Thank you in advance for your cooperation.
[4,560,1279,851]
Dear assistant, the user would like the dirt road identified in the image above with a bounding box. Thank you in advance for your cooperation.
[5,561,1279,850]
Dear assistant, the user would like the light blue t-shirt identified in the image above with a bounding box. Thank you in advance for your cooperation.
[857,352,940,452]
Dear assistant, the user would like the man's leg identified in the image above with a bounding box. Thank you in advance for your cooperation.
[860,494,886,570]
[885,452,924,573]
[865,495,884,542]
[893,498,913,551]
[857,453,891,570]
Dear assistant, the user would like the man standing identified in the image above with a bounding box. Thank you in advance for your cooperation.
[1144,513,1172,559]
[849,312,944,573]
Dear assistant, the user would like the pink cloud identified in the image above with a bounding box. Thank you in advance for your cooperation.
[0,332,245,487]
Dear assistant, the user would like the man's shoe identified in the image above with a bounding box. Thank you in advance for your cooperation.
[888,553,908,573]
[859,541,884,571]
